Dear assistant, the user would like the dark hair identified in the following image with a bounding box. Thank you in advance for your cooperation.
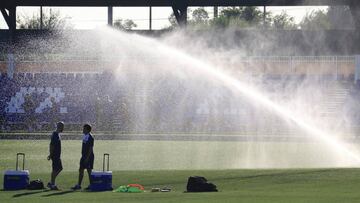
[83,124,92,132]
[57,121,64,129]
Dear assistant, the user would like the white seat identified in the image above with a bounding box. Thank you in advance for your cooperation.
[48,92,56,98]
[29,87,35,93]
[17,109,25,113]
[15,92,22,98]
[54,87,61,93]
[20,87,27,93]
[45,87,53,94]
[60,107,68,114]
[58,92,65,98]
[8,106,16,113]
[35,107,42,113]
[36,87,44,93]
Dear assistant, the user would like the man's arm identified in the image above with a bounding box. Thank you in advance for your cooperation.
[84,147,92,162]
[48,134,56,160]
[48,143,54,160]
[84,138,94,163]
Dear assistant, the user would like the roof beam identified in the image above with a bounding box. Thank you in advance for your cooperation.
[0,0,353,7]
[0,8,11,28]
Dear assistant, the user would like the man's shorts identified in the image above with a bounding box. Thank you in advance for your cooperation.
[79,156,94,170]
[52,158,63,171]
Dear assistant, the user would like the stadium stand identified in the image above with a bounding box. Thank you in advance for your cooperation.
[0,55,360,134]
[1,71,360,134]
[0,72,101,131]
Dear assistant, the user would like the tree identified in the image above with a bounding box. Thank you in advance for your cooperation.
[191,7,209,24]
[211,7,263,28]
[299,10,330,30]
[17,9,71,30]
[327,6,354,29]
[168,13,178,28]
[165,6,301,30]
[113,19,137,30]
[271,11,297,30]
[187,7,210,29]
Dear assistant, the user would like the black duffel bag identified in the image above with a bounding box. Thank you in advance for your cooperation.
[186,176,218,192]
[27,179,45,190]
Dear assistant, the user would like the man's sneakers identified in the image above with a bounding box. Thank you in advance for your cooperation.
[47,182,60,190]
[71,184,82,190]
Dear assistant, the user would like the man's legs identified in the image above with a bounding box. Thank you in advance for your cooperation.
[77,168,85,186]
[87,168,92,185]
[71,167,85,190]
[51,168,62,185]
[87,169,92,185]
[72,157,93,190]
[49,159,62,190]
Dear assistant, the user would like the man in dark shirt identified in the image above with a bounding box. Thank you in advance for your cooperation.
[72,124,94,190]
[47,122,64,190]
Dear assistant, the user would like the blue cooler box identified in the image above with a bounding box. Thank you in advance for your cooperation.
[3,153,29,190]
[89,153,112,191]
[4,170,29,190]
[90,171,113,191]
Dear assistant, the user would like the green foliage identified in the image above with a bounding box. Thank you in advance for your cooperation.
[167,6,356,31]
[113,19,137,30]
[211,7,263,28]
[271,11,297,30]
[17,9,72,30]
[175,7,295,30]
[299,10,331,30]
[188,7,210,29]
[191,7,209,23]
[168,13,178,28]
[327,6,354,29]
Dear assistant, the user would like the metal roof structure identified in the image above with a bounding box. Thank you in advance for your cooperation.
[0,0,354,7]
[1,0,360,44]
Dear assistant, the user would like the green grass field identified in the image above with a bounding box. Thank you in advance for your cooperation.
[1,140,360,203]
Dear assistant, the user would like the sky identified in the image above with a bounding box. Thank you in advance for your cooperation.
[0,6,328,30]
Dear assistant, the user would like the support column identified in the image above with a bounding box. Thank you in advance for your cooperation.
[349,1,360,53]
[108,6,113,26]
[355,55,360,84]
[214,6,218,18]
[263,6,267,28]
[7,53,15,79]
[40,6,43,30]
[149,6,152,30]
[1,7,16,42]
[172,4,187,27]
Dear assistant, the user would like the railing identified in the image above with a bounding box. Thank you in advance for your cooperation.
[0,55,357,79]
[0,55,356,62]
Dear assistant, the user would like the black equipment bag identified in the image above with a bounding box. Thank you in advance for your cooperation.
[27,179,44,190]
[186,176,218,192]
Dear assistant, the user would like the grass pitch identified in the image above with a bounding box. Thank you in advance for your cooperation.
[1,140,360,203]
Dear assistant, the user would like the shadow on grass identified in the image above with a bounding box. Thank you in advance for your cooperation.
[42,190,76,197]
[13,189,51,198]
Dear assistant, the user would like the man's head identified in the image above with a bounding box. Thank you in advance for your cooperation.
[83,124,92,134]
[56,122,64,133]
